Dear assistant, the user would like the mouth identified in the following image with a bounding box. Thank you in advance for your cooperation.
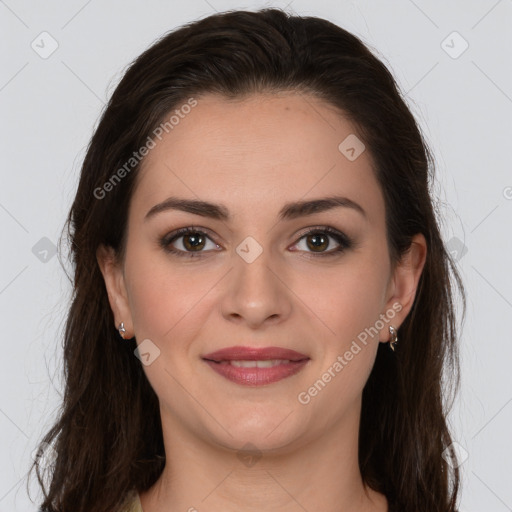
[202,346,310,386]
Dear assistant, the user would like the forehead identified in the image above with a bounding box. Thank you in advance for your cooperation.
[131,92,384,225]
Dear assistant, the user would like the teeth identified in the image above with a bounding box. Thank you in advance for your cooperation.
[225,359,290,368]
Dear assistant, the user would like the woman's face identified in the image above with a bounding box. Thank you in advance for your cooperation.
[99,92,425,453]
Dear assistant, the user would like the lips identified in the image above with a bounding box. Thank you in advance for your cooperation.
[202,346,309,362]
[202,346,310,386]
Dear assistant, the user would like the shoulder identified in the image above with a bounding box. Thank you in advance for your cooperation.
[119,490,143,512]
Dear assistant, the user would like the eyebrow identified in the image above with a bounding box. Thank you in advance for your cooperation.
[144,195,367,222]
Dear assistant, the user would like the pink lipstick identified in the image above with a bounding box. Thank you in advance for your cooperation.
[202,346,310,386]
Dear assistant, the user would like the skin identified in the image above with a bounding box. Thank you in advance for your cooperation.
[97,91,426,512]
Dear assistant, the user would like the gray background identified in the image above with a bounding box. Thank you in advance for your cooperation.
[1,1,511,510]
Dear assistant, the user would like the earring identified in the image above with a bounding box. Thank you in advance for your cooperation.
[118,322,126,339]
[388,325,398,351]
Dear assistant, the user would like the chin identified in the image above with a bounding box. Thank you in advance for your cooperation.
[211,412,307,455]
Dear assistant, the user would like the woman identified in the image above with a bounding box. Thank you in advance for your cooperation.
[31,8,466,512]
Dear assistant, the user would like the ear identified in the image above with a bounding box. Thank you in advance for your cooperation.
[379,233,427,342]
[96,244,134,339]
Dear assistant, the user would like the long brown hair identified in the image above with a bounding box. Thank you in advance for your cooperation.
[30,8,466,511]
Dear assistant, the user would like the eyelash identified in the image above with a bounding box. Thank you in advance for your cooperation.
[160,226,353,259]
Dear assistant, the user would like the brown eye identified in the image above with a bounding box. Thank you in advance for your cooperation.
[182,232,206,251]
[292,227,353,257]
[161,227,220,258]
[305,232,329,252]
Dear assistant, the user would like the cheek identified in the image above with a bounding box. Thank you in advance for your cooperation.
[293,259,386,344]
[124,250,216,342]
[124,247,179,335]
[295,269,383,418]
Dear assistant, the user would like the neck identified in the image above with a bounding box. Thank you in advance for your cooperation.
[140,397,388,512]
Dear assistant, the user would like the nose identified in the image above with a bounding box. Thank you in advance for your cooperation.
[221,246,292,330]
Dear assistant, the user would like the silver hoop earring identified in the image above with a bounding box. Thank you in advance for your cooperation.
[118,322,126,339]
[388,325,398,351]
